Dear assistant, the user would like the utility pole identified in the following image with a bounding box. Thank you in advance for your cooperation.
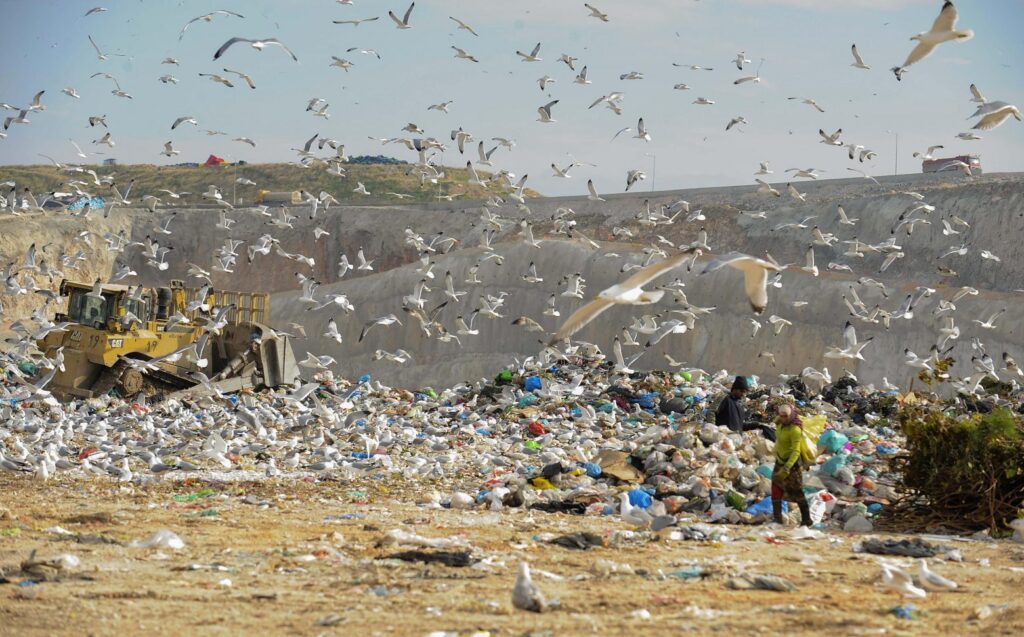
[645,152,656,192]
[887,130,899,176]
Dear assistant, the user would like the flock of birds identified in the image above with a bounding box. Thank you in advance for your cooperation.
[0,0,1022,404]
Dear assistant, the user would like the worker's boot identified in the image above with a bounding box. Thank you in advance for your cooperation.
[798,500,812,527]
[771,499,784,525]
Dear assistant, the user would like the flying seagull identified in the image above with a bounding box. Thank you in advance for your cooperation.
[517,43,543,62]
[388,2,415,29]
[891,1,973,80]
[449,16,478,35]
[584,3,609,22]
[333,17,380,27]
[222,68,256,89]
[971,102,1021,131]
[850,43,870,69]
[701,252,783,314]
[180,10,245,40]
[548,248,698,344]
[214,37,298,62]
[537,100,558,123]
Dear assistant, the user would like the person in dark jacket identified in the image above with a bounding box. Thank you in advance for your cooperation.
[714,376,777,441]
[715,376,749,432]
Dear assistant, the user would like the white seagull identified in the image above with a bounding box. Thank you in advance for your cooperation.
[891,1,973,80]
[214,37,298,62]
[548,249,698,343]
[701,252,783,314]
[850,43,870,69]
[388,2,415,29]
[517,43,543,62]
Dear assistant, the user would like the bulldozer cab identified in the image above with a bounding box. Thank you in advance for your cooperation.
[61,282,149,332]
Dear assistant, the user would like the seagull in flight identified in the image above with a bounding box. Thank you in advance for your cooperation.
[701,252,783,314]
[199,73,234,88]
[389,2,415,29]
[171,115,197,130]
[970,102,1021,131]
[222,68,256,89]
[548,249,698,343]
[788,97,825,113]
[452,46,479,63]
[912,145,944,160]
[88,35,128,61]
[449,16,478,35]
[968,83,987,104]
[584,3,609,22]
[634,117,651,141]
[891,1,973,80]
[180,10,245,40]
[333,16,379,27]
[517,43,543,62]
[537,100,558,123]
[850,43,870,69]
[214,37,298,62]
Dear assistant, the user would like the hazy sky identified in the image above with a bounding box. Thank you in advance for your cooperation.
[0,0,1021,195]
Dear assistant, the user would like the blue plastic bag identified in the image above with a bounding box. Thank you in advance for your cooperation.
[746,496,788,516]
[523,376,542,392]
[628,489,652,509]
[821,454,848,476]
[819,429,849,454]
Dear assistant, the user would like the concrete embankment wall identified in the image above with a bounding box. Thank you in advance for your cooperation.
[3,171,1022,390]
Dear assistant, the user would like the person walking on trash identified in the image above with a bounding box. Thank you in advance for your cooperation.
[772,403,814,526]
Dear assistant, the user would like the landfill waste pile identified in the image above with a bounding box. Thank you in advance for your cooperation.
[3,347,1024,634]
[0,349,865,524]
[0,346,978,532]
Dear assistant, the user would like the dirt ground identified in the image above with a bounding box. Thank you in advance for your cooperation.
[0,475,1021,637]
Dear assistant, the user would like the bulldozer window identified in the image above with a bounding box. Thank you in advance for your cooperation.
[125,298,148,323]
[68,290,111,328]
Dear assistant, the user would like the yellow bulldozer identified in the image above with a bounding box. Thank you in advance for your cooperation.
[36,279,301,400]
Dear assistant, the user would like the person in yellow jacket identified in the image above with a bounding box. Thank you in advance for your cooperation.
[772,404,811,526]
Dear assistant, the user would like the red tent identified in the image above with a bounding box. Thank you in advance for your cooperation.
[204,154,226,167]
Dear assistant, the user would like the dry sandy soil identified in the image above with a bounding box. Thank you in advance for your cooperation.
[1,476,1021,637]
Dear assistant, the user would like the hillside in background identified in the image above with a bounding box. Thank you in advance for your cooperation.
[0,161,533,205]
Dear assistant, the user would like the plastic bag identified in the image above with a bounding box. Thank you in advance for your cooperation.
[800,414,828,462]
[745,496,787,516]
[821,454,848,477]
[130,529,186,550]
[818,428,848,454]
[806,490,836,524]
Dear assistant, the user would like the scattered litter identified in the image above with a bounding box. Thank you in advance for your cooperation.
[378,529,470,549]
[387,550,478,567]
[856,537,945,558]
[130,530,186,550]
[727,574,798,592]
[548,532,605,550]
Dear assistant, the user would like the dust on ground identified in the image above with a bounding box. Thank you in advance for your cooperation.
[1,476,1021,636]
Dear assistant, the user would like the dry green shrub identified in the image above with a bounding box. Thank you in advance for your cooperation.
[894,406,1024,531]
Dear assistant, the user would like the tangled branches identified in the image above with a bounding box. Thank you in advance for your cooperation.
[890,405,1024,532]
